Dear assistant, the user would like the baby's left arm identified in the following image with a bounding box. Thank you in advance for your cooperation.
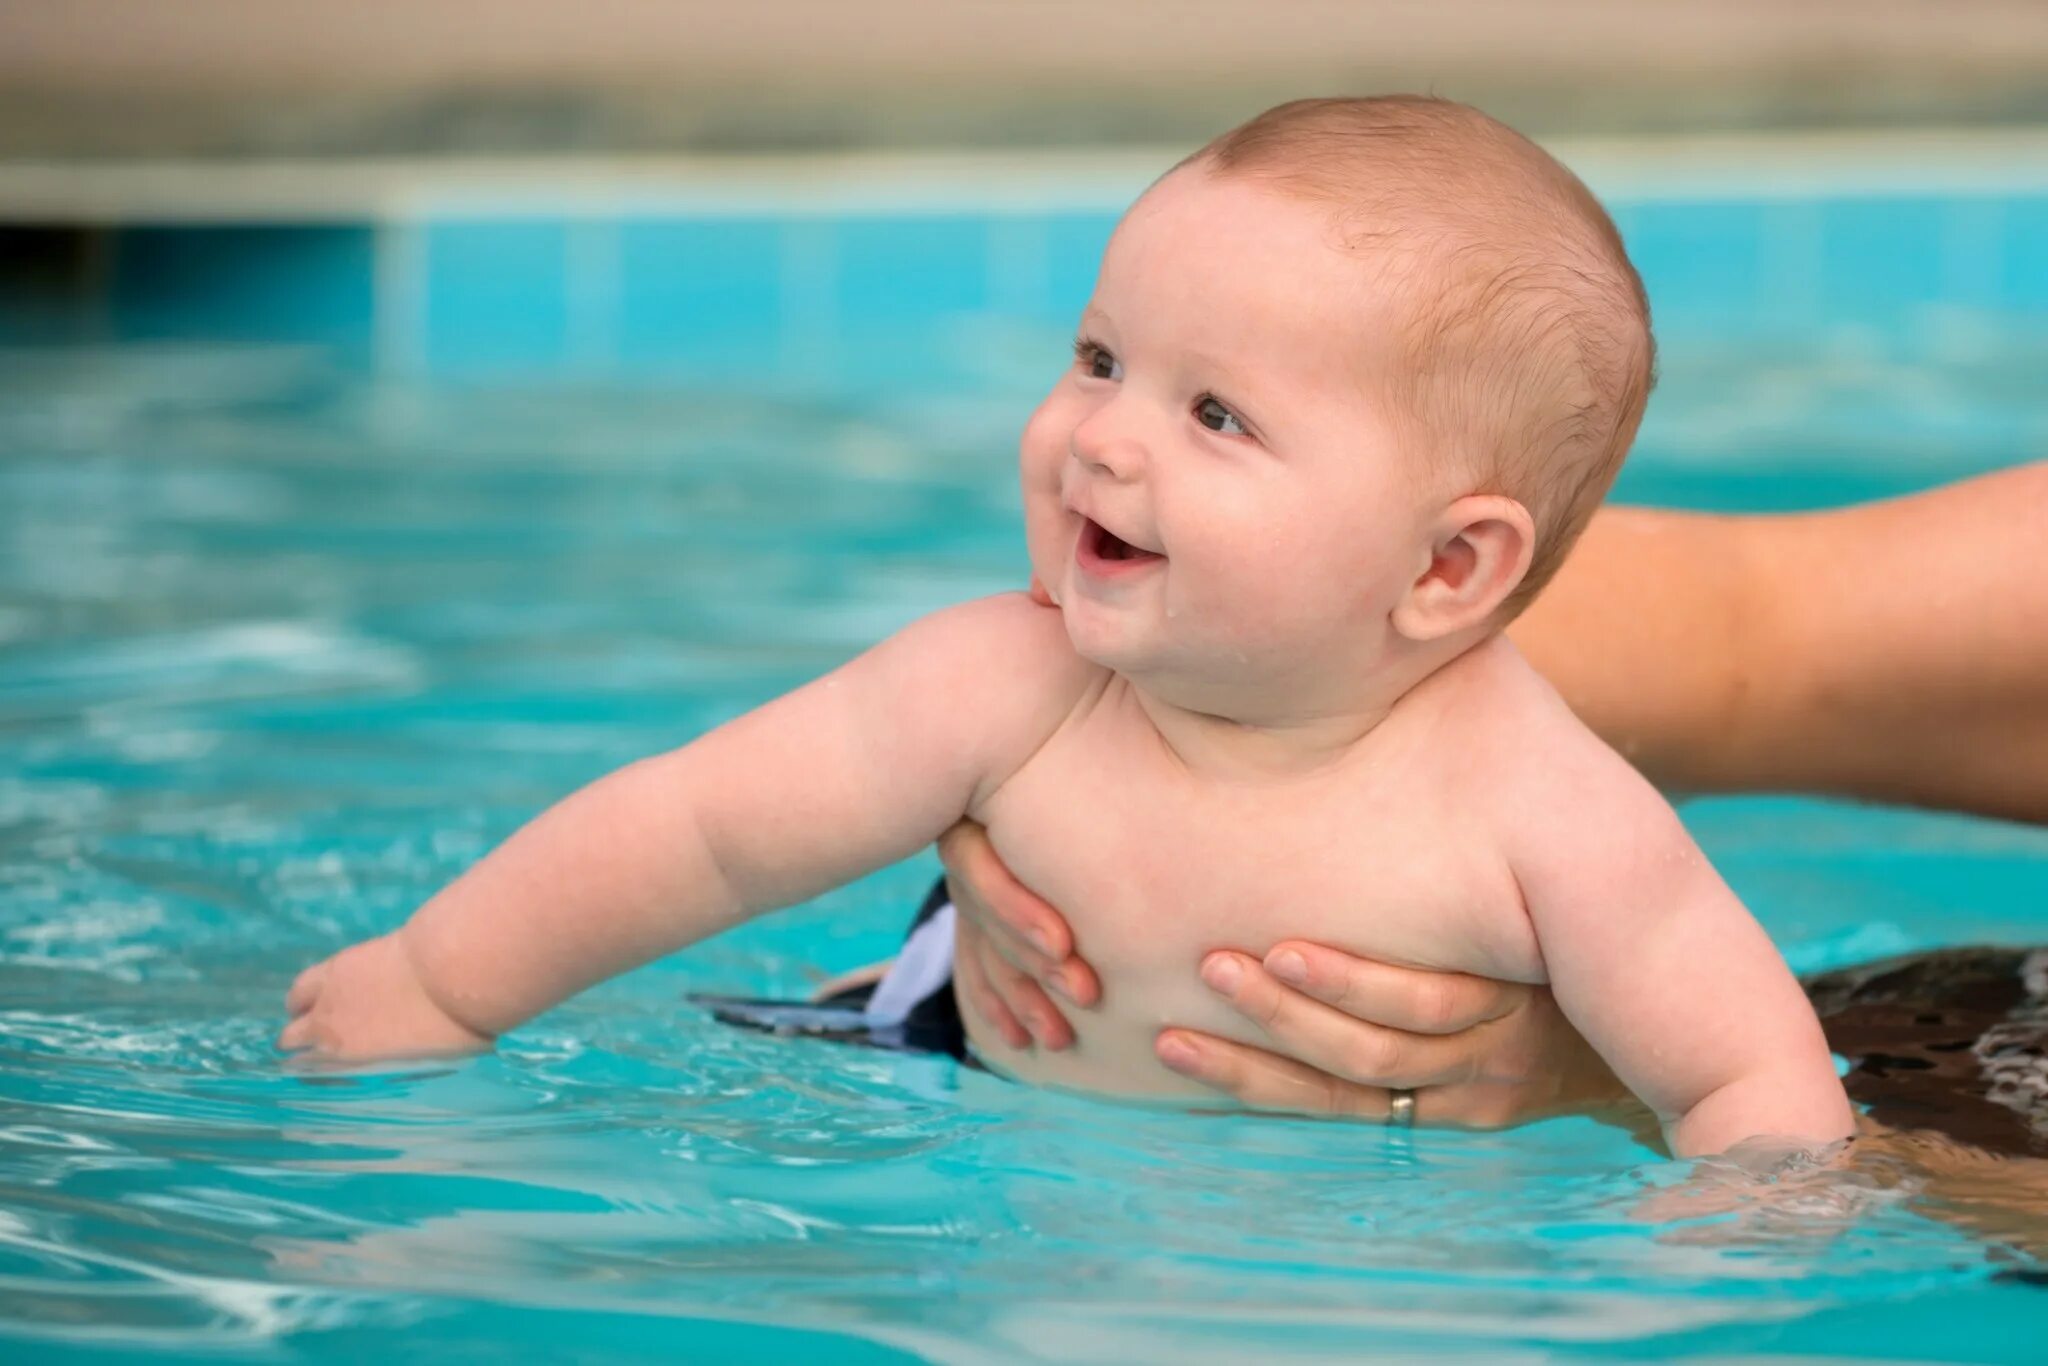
[1507,737,1853,1158]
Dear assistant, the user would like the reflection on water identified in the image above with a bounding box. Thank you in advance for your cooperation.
[1,341,2046,1360]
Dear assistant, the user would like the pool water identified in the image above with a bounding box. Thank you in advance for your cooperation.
[3,175,2048,1360]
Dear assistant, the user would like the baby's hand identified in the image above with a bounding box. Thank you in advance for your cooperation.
[277,932,494,1063]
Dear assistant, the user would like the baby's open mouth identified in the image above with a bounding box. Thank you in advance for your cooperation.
[1080,517,1164,566]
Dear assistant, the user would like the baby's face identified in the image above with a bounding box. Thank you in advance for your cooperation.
[1021,168,1439,693]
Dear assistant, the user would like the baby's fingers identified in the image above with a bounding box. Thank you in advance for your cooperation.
[285,962,327,1016]
[275,1014,319,1053]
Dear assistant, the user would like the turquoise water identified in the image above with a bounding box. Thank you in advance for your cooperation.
[3,182,2048,1360]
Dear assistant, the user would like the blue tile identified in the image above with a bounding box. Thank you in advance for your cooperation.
[1817,195,1948,326]
[834,216,991,325]
[1615,200,1768,339]
[1999,193,2048,312]
[110,225,375,357]
[421,219,570,374]
[614,217,782,377]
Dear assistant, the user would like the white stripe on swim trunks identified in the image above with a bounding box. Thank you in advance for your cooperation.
[863,902,957,1026]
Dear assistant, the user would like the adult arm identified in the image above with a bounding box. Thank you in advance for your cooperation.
[1522,460,2048,823]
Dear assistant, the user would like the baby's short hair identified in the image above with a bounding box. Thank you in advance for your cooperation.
[1191,96,1655,611]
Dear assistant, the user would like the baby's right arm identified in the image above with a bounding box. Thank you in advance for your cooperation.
[279,593,1085,1061]
[1505,725,1854,1158]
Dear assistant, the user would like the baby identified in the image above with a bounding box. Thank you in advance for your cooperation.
[281,97,1853,1158]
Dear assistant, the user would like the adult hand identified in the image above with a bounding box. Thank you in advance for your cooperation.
[938,817,1624,1126]
[1156,947,1625,1126]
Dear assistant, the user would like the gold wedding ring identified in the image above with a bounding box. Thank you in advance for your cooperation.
[1386,1089,1417,1128]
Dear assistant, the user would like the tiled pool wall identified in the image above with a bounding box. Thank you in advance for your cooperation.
[2,181,2045,391]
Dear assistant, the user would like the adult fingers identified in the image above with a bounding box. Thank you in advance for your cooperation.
[954,934,1032,1050]
[1260,941,1528,1035]
[1154,1029,1396,1121]
[978,933,1096,1012]
[1157,1028,1529,1128]
[956,912,1099,1010]
[1044,954,1100,1011]
[1201,952,1484,1090]
[938,820,1075,964]
[285,963,326,1016]
[956,904,1060,982]
[971,929,1076,1049]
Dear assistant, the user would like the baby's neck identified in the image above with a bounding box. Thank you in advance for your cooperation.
[1120,632,1495,782]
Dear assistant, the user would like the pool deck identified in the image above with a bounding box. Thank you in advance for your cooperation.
[1,1,2046,162]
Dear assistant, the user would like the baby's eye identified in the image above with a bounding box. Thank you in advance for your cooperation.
[1072,338,1123,382]
[1195,395,1247,436]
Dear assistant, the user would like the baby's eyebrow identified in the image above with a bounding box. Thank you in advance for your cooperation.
[1183,345,1243,378]
[1180,345,1265,398]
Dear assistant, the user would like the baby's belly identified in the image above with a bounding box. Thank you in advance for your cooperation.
[958,948,1306,1102]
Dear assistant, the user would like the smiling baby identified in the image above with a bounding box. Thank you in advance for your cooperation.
[281,97,1852,1158]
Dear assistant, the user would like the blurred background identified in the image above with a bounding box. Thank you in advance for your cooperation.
[3,7,2048,1361]
[6,0,2048,156]
[2,0,2046,391]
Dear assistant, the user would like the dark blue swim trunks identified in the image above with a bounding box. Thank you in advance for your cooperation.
[699,890,2048,1162]
[694,878,969,1059]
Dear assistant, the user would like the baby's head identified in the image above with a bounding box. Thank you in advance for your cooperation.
[1021,96,1654,708]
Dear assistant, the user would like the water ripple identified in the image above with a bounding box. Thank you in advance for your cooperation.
[0,358,2044,1360]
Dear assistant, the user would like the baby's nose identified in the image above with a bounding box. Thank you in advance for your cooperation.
[1070,409,1147,482]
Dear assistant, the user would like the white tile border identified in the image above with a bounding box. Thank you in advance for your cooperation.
[3,128,2048,224]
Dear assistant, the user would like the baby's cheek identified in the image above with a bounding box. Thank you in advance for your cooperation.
[1179,509,1296,622]
[1022,504,1067,595]
[1017,401,1070,587]
[1018,474,1067,588]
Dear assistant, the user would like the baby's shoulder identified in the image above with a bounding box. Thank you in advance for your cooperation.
[904,589,1063,648]
[893,593,1107,788]
[905,592,1100,695]
[1421,635,1632,792]
[1418,634,1582,738]
[1437,637,1681,864]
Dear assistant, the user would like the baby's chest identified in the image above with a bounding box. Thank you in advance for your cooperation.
[982,735,1546,987]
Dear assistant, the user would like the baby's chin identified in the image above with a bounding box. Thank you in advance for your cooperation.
[1057,596,1189,679]
[1056,597,1136,668]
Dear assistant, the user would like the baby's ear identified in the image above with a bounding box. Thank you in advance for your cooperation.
[1390,495,1536,643]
